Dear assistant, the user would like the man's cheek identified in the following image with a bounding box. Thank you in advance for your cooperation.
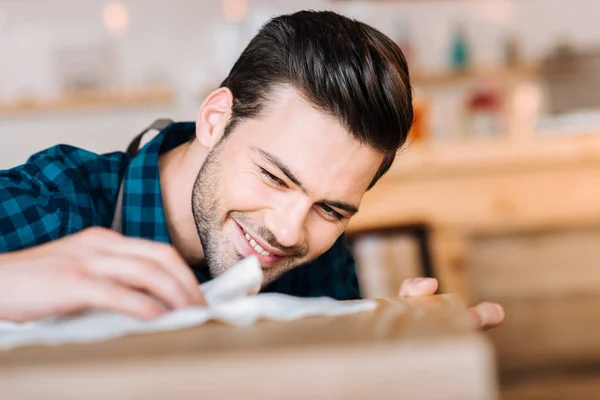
[232,181,275,211]
[308,233,339,260]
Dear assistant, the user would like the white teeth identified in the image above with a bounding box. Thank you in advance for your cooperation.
[243,230,273,256]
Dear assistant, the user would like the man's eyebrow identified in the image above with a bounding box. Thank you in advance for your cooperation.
[253,146,306,191]
[252,146,360,215]
[321,200,359,215]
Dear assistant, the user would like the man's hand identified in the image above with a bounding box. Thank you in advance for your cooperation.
[398,277,504,331]
[0,227,205,323]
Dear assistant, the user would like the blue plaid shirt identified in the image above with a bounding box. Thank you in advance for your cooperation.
[0,122,361,300]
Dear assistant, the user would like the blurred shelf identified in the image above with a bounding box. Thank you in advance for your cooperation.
[385,132,600,179]
[412,64,541,86]
[0,86,175,117]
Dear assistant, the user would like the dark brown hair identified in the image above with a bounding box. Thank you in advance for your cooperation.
[220,10,413,188]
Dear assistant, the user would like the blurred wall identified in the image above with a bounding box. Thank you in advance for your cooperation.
[1,0,600,168]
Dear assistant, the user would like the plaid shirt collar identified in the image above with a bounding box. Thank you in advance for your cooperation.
[121,122,194,244]
[121,132,169,243]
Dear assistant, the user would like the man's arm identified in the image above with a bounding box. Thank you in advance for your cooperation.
[0,227,205,322]
[0,172,65,252]
[0,145,123,252]
[0,150,206,322]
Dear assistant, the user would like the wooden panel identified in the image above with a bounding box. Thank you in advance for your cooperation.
[430,229,474,304]
[487,294,600,371]
[350,166,600,235]
[502,369,600,400]
[0,296,498,400]
[470,229,600,299]
[468,230,600,371]
[348,134,600,235]
[352,233,422,298]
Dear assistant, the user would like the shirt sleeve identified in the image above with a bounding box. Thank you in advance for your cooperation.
[0,144,116,253]
[0,165,65,252]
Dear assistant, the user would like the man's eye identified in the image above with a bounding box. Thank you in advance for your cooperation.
[260,168,287,187]
[320,204,344,221]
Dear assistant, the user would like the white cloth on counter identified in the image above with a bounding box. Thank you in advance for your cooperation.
[0,256,375,349]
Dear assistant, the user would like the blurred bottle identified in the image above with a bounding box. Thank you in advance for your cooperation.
[449,23,470,71]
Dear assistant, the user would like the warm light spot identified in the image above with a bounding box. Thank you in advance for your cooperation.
[222,0,247,23]
[102,1,130,36]
[476,0,514,24]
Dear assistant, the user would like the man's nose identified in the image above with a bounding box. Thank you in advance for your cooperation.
[264,197,310,248]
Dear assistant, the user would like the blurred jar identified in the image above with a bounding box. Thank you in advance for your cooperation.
[463,78,504,138]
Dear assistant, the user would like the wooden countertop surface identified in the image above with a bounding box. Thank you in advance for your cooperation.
[0,295,497,400]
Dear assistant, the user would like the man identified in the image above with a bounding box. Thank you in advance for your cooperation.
[0,11,503,328]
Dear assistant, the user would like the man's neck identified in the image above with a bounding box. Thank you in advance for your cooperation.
[158,141,206,266]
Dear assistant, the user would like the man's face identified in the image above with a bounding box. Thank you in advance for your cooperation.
[192,87,383,286]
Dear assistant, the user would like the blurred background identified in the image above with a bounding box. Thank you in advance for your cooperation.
[4,0,600,164]
[1,0,600,398]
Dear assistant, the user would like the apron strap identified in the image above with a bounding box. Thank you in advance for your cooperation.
[125,118,174,156]
[111,118,174,233]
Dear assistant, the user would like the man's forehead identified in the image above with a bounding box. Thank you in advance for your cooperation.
[230,86,384,192]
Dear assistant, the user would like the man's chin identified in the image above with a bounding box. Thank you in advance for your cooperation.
[259,261,303,287]
[205,254,241,279]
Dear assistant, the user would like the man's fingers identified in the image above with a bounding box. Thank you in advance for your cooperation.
[76,279,167,321]
[85,256,193,310]
[98,233,205,305]
[398,277,439,297]
[148,244,206,304]
[397,276,504,331]
[468,302,505,331]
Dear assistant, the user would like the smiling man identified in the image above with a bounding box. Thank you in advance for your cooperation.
[0,11,504,328]
[185,84,388,289]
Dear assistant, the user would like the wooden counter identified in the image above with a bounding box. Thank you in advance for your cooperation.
[0,296,497,400]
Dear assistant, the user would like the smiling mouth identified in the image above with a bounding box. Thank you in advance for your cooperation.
[242,230,275,257]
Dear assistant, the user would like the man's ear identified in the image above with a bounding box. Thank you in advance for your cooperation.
[195,87,234,148]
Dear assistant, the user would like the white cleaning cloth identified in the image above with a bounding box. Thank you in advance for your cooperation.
[0,256,375,349]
